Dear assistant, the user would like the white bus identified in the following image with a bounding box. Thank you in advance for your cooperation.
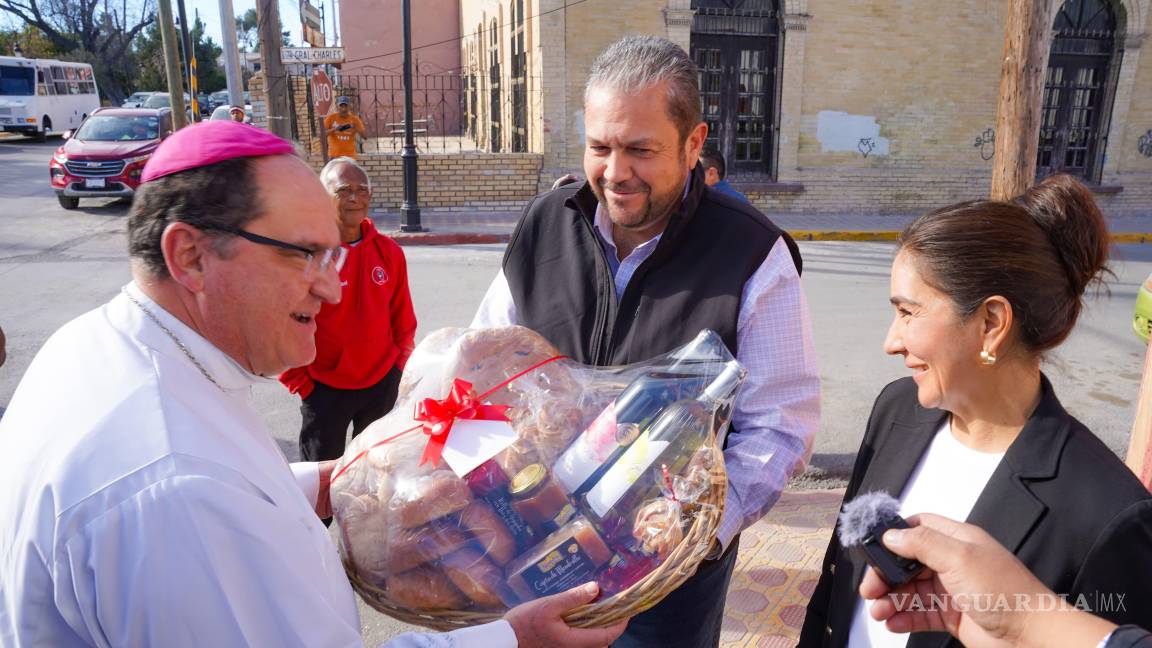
[0,56,100,141]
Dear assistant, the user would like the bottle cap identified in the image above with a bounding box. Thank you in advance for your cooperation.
[702,360,746,402]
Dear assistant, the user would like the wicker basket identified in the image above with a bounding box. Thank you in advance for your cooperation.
[344,442,728,631]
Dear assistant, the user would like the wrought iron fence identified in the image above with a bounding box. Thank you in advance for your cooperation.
[285,70,544,157]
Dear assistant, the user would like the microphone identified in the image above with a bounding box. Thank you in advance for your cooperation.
[837,491,925,587]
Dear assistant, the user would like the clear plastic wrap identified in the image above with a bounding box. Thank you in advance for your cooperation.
[332,326,746,621]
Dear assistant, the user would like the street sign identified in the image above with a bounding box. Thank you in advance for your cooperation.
[281,47,345,65]
[300,0,324,48]
[311,68,334,115]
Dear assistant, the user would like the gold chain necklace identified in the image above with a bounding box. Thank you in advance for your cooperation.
[122,288,223,391]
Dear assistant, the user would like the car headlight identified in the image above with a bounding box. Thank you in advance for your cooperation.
[124,154,151,165]
[53,151,68,164]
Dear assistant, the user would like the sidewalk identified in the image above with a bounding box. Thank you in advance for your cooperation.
[721,488,844,646]
[376,209,1152,246]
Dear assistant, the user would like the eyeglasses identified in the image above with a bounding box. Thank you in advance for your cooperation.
[334,186,371,200]
[203,225,347,278]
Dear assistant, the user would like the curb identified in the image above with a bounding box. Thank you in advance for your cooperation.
[391,229,1152,247]
[389,231,511,246]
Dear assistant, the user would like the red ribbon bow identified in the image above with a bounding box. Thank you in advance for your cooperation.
[413,378,511,467]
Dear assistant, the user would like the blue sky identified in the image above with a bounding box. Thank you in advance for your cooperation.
[190,0,311,49]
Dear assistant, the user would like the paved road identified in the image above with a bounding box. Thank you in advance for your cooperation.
[2,137,1150,643]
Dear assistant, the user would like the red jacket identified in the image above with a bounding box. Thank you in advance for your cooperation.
[280,218,417,398]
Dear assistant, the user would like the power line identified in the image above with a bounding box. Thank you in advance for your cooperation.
[340,0,586,67]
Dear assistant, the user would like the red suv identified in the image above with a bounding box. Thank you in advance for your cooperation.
[49,107,174,210]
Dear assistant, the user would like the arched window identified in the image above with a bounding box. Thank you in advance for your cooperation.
[690,0,780,177]
[1037,0,1122,182]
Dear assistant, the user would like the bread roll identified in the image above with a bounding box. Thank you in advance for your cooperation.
[382,523,471,574]
[390,471,473,528]
[441,548,509,609]
[386,565,470,610]
[457,500,517,565]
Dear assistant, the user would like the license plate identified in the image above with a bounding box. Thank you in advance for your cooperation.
[85,178,106,189]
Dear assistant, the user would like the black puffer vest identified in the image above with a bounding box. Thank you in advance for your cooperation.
[503,165,801,366]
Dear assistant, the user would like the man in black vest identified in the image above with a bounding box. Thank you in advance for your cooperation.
[473,36,820,648]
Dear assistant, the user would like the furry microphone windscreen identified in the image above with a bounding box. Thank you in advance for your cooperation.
[837,491,902,547]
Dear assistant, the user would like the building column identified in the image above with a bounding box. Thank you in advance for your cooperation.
[664,0,694,53]
[1100,0,1148,179]
[776,11,811,181]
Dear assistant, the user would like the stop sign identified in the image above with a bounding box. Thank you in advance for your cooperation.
[311,69,334,115]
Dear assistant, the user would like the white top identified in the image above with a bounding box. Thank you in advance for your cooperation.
[472,199,822,550]
[0,283,514,648]
[847,420,1006,648]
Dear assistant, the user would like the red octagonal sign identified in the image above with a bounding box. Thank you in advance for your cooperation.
[311,69,334,115]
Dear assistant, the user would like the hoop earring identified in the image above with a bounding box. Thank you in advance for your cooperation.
[980,350,997,365]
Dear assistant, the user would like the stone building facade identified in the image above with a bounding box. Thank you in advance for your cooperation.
[459,0,1152,216]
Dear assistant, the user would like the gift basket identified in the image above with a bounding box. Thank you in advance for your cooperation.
[331,326,746,630]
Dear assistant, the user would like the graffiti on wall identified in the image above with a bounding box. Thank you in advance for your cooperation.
[816,111,890,157]
[974,128,995,161]
[1139,129,1152,158]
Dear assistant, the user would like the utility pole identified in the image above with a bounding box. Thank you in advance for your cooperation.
[399,0,423,231]
[217,0,245,108]
[989,0,1057,200]
[176,0,196,120]
[157,0,188,129]
[256,0,291,139]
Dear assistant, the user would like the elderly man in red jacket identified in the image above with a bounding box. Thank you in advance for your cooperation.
[280,157,417,464]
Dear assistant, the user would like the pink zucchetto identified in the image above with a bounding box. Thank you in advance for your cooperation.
[140,120,295,183]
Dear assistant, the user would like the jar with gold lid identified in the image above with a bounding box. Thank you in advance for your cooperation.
[509,463,576,536]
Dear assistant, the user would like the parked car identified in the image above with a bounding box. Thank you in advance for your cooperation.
[48,107,174,210]
[209,104,252,124]
[121,91,154,108]
[142,92,194,121]
[195,92,213,114]
[142,92,190,110]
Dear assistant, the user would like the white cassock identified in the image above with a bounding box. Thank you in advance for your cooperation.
[0,282,515,648]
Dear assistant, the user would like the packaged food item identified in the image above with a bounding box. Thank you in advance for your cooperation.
[463,459,536,554]
[505,516,617,601]
[509,464,576,536]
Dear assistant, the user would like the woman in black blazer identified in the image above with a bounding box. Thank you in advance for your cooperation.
[798,175,1152,648]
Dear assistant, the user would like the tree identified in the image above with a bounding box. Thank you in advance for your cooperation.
[234,7,289,52]
[0,24,60,58]
[134,16,225,94]
[189,16,224,93]
[0,0,156,103]
[235,7,256,52]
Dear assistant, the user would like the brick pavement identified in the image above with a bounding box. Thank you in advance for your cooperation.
[720,488,845,647]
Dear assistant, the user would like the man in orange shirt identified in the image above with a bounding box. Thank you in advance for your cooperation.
[324,96,366,160]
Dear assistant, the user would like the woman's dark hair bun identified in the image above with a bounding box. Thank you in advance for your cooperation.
[1016,173,1110,297]
[898,173,1111,355]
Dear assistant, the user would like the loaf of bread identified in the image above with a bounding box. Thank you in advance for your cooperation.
[441,548,509,609]
[457,500,517,565]
[390,470,474,528]
[386,565,470,611]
